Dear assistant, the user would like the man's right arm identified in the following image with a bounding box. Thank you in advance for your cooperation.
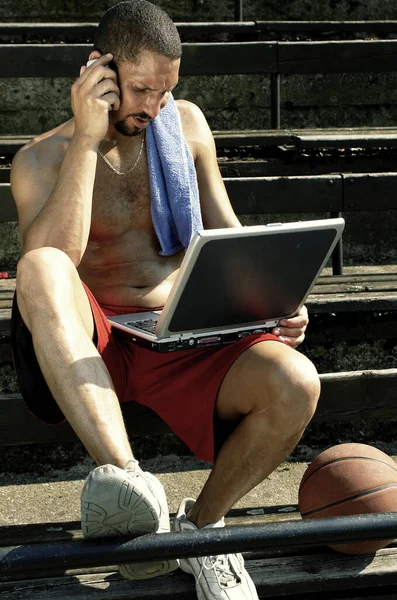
[11,135,99,266]
[11,53,119,267]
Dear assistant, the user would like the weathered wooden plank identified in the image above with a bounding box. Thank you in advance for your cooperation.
[0,570,186,599]
[0,393,172,446]
[0,23,98,43]
[0,185,16,222]
[0,42,278,78]
[228,126,397,149]
[4,269,397,315]
[0,547,396,599]
[256,20,397,33]
[3,21,397,44]
[1,369,397,446]
[4,168,397,216]
[5,40,397,79]
[0,44,90,78]
[3,270,397,333]
[315,369,397,422]
[225,174,343,213]
[180,42,278,75]
[315,272,397,285]
[306,292,397,313]
[279,40,397,74]
[0,22,260,44]
[5,128,397,158]
[177,22,259,37]
[304,311,397,344]
[296,131,397,149]
[0,171,10,185]
[0,135,32,156]
[250,548,397,597]
[213,129,299,148]
[312,281,397,294]
[2,301,397,362]
[0,175,343,221]
[0,172,371,217]
[343,172,397,211]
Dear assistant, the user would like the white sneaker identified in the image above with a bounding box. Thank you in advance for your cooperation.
[173,498,259,600]
[81,461,179,580]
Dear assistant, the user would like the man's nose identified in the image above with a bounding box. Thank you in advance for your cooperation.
[143,95,163,119]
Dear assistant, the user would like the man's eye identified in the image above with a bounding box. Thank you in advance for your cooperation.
[134,87,146,93]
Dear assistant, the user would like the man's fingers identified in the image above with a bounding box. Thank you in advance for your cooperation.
[102,92,121,112]
[94,78,120,100]
[80,54,115,84]
[273,305,308,347]
[273,326,306,338]
[279,312,309,329]
[84,65,118,88]
[278,332,306,348]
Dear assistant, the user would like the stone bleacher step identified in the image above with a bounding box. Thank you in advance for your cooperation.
[1,266,397,333]
[3,128,397,157]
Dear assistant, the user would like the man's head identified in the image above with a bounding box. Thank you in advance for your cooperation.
[94,0,182,65]
[90,0,181,137]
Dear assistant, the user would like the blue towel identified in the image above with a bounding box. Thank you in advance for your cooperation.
[146,94,203,256]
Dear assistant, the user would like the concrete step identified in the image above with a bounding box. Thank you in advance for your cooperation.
[3,2,397,23]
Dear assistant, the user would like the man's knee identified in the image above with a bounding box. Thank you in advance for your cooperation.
[270,349,320,431]
[218,340,320,430]
[17,247,75,293]
[16,247,82,330]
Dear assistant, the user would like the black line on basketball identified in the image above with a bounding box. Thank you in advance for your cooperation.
[301,456,397,491]
[301,483,397,517]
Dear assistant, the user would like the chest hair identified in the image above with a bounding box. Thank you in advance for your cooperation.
[91,158,152,234]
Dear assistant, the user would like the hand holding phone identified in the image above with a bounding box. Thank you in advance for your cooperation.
[84,56,119,110]
[72,54,120,141]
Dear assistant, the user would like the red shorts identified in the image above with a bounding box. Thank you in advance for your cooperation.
[11,283,282,463]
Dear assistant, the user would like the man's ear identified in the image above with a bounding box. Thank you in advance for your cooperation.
[88,51,103,62]
[80,51,103,76]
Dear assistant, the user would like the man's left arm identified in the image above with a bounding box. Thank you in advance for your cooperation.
[178,100,308,348]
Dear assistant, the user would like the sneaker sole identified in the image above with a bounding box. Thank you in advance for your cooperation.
[119,558,180,580]
[81,465,161,538]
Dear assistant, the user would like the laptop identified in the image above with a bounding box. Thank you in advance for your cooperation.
[108,218,345,352]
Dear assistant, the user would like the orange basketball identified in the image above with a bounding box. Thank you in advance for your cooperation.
[298,443,397,554]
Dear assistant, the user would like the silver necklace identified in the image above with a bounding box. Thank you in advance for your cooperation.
[98,130,145,176]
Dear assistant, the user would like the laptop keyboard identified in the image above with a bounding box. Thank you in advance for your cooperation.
[127,318,158,334]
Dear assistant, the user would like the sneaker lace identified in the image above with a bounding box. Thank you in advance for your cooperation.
[199,553,241,588]
[123,459,139,474]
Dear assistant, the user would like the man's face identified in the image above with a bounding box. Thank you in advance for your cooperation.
[111,50,180,137]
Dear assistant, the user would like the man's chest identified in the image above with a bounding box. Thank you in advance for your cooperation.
[91,161,153,235]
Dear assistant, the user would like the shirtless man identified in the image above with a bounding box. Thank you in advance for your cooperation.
[10,1,320,598]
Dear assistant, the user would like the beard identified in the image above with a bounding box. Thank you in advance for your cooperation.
[113,113,151,137]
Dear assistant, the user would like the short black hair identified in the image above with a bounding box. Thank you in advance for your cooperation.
[94,0,182,64]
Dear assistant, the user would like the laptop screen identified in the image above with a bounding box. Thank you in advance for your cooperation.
[167,228,337,332]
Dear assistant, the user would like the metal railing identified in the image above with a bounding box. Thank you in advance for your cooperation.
[1,513,396,575]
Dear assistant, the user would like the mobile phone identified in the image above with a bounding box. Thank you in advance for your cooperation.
[85,58,117,111]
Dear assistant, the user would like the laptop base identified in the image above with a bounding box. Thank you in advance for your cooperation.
[112,326,274,353]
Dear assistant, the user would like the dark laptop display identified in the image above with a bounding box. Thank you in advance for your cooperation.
[166,228,337,332]
[108,218,345,352]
